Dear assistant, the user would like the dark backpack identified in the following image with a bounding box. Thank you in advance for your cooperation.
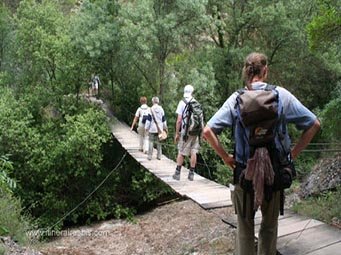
[182,99,204,140]
[235,84,296,216]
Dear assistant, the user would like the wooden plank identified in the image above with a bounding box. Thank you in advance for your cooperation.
[201,200,233,209]
[277,224,341,255]
[305,241,341,255]
[223,209,295,229]
[255,217,325,238]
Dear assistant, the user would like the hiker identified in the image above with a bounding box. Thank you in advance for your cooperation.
[145,96,168,160]
[91,74,100,97]
[173,84,204,181]
[130,96,150,153]
[203,52,320,255]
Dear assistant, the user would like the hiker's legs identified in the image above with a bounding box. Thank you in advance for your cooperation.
[190,136,200,168]
[148,133,156,160]
[190,151,197,168]
[233,185,256,255]
[156,139,162,159]
[143,133,149,153]
[177,136,200,160]
[258,191,280,255]
[137,126,145,151]
[176,153,185,166]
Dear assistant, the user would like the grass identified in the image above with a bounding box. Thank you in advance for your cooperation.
[0,192,33,245]
[292,186,341,226]
[0,243,5,255]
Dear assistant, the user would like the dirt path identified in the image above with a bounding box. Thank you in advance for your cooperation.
[40,200,236,255]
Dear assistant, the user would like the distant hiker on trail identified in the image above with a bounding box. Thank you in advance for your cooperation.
[90,74,100,97]
[130,96,150,154]
[203,52,320,255]
[145,96,168,160]
[173,84,204,181]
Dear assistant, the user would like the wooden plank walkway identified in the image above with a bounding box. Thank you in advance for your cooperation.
[110,116,232,209]
[94,98,341,255]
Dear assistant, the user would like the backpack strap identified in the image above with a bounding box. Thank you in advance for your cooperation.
[182,98,194,142]
[280,189,284,215]
[150,109,162,134]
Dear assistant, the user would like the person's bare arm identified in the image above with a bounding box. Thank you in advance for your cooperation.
[203,126,235,170]
[291,119,321,159]
[130,116,139,130]
[174,114,182,143]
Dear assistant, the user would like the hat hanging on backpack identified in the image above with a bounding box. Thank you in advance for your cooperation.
[183,84,194,101]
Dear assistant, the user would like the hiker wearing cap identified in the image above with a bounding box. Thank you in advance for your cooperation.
[130,96,150,153]
[173,84,204,181]
[145,96,167,160]
[203,52,320,255]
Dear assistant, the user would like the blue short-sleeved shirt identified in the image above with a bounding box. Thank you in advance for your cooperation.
[207,82,317,164]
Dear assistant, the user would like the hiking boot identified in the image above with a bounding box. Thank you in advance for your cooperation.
[172,170,180,180]
[188,170,194,181]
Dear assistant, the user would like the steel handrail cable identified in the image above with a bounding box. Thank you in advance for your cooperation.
[46,152,128,231]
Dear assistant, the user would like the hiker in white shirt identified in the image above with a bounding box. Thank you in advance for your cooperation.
[145,97,167,160]
[131,96,150,153]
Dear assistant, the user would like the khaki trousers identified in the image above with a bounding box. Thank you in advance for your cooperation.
[137,126,148,152]
[231,185,280,255]
[148,133,162,160]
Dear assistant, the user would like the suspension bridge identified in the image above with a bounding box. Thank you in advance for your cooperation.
[92,97,341,255]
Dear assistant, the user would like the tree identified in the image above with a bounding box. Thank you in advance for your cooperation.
[0,5,11,72]
[204,0,338,109]
[68,0,122,97]
[307,0,341,51]
[120,0,209,102]
[15,0,68,90]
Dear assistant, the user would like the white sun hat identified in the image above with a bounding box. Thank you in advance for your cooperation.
[183,84,194,100]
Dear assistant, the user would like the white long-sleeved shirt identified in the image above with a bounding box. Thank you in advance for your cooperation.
[145,104,167,133]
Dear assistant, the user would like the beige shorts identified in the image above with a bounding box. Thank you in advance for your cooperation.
[177,135,200,156]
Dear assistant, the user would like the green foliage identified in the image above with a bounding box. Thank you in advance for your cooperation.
[307,0,341,51]
[293,186,341,225]
[15,0,68,88]
[319,95,341,141]
[0,86,175,229]
[112,152,174,213]
[0,155,32,246]
[0,5,12,72]
[21,102,112,228]
[120,0,209,101]
[0,155,16,193]
[0,243,4,255]
[198,130,234,185]
[0,192,32,244]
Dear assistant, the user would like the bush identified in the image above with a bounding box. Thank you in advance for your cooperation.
[320,97,341,141]
[0,89,175,230]
[0,192,31,244]
[0,155,32,246]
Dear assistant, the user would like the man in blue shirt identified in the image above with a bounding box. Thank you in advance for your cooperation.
[203,52,320,255]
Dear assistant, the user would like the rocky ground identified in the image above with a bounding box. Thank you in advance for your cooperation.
[40,200,236,255]
[300,154,341,198]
